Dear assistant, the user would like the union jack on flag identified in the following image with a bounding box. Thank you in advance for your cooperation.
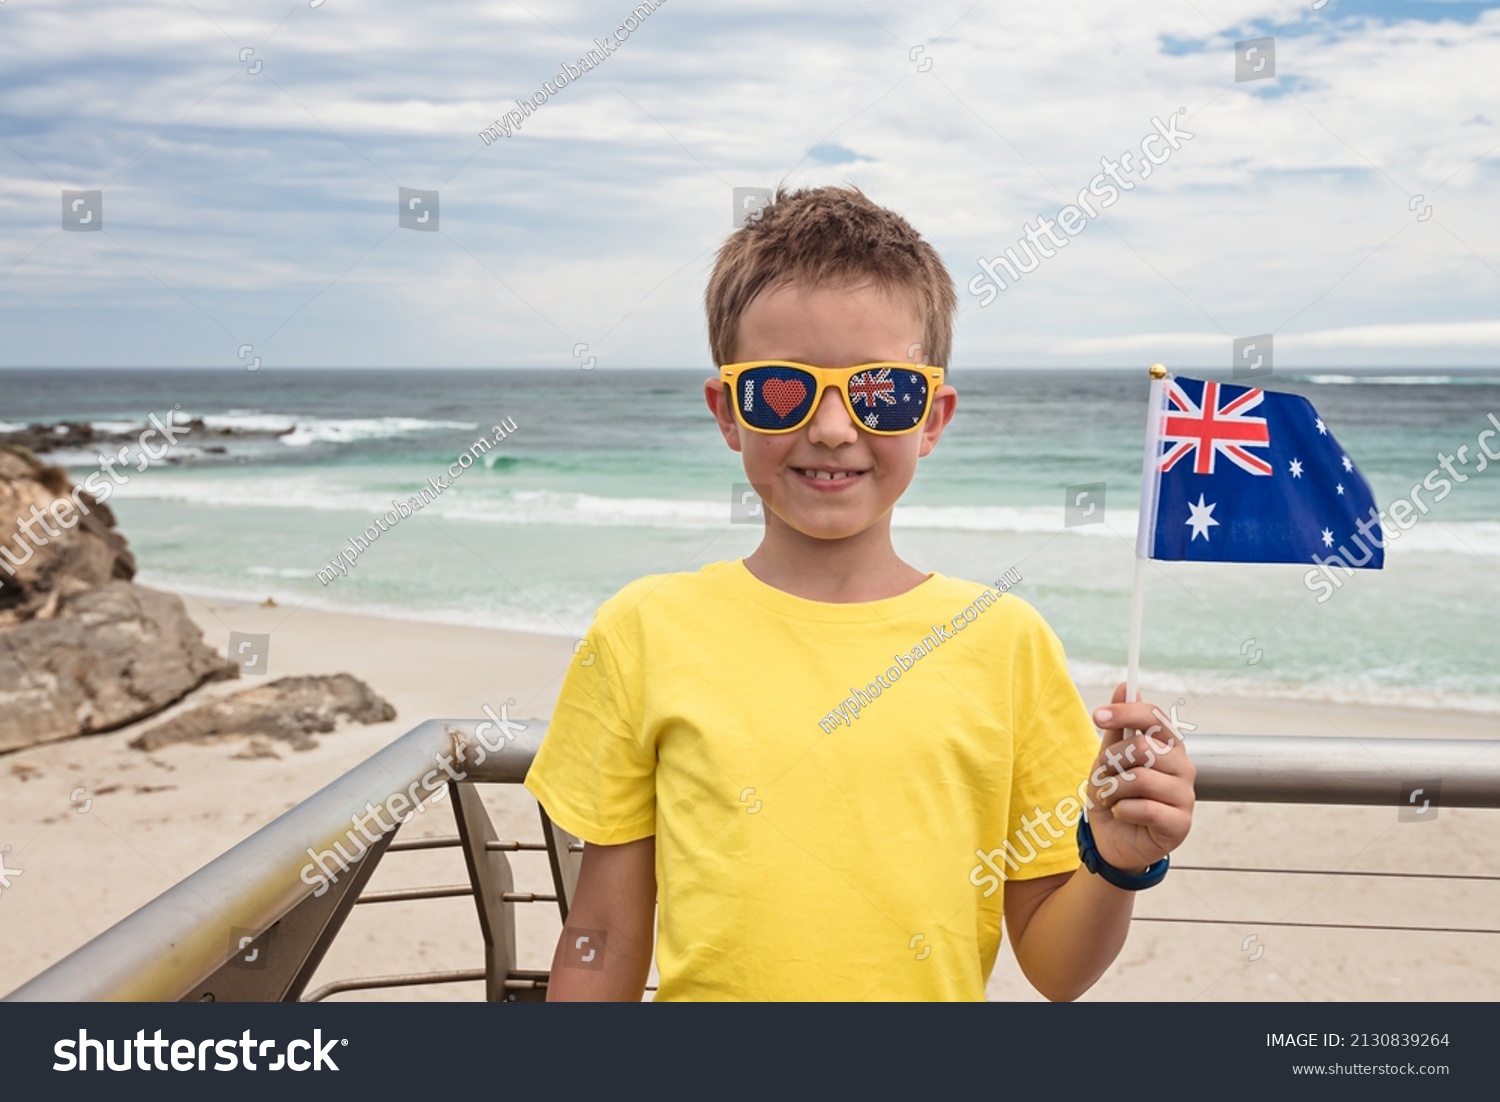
[1159,379,1272,476]
[1137,375,1385,568]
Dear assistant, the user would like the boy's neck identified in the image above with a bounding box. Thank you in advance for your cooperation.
[743,516,928,603]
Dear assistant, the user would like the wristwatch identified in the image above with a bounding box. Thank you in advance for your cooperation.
[1076,813,1169,890]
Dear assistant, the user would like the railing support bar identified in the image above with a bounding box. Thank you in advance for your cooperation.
[182,827,397,1003]
[451,782,518,1002]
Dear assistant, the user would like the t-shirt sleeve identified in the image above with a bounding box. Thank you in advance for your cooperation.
[523,603,656,845]
[1003,612,1101,881]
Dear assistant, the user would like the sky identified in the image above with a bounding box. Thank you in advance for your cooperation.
[0,0,1497,370]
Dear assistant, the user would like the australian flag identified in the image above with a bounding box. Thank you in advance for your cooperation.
[1137,375,1385,568]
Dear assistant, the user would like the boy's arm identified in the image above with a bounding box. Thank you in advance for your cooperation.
[1004,684,1195,1001]
[1003,868,1136,1002]
[546,836,656,1001]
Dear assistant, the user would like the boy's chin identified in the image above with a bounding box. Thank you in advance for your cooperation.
[771,510,886,542]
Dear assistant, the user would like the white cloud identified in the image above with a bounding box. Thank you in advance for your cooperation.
[1052,319,1500,362]
[1290,318,1500,348]
[0,0,1496,367]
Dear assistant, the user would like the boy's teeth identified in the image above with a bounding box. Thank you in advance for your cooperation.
[804,470,854,480]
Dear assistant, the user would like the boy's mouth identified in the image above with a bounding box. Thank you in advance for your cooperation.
[791,466,868,489]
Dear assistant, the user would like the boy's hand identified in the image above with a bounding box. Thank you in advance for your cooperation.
[1083,682,1196,874]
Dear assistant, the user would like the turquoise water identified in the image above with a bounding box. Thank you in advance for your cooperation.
[6,367,1500,711]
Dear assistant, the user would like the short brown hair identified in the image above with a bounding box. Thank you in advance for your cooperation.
[705,186,957,368]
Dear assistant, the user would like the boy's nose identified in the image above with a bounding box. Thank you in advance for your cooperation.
[805,385,860,445]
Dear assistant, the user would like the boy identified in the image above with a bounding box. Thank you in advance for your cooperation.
[525,186,1195,1001]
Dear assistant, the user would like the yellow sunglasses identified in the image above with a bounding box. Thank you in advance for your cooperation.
[719,361,945,436]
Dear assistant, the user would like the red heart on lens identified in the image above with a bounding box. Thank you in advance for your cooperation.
[762,378,807,418]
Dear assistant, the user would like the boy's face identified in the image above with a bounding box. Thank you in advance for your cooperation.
[705,279,957,542]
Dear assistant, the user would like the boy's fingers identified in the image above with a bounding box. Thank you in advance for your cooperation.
[1092,702,1173,730]
[1093,702,1186,741]
[1093,683,1141,746]
[1123,732,1196,781]
[1104,799,1192,841]
[1093,766,1193,810]
[1088,736,1196,801]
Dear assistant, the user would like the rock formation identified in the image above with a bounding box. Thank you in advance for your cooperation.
[129,674,397,752]
[0,446,135,622]
[0,446,237,752]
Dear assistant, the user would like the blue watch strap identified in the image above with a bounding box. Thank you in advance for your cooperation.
[1076,813,1169,890]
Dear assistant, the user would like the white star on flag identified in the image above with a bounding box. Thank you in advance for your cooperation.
[1336,483,1344,495]
[1342,454,1353,472]
[1321,528,1334,547]
[1289,458,1303,478]
[1185,494,1219,541]
[1315,418,1326,435]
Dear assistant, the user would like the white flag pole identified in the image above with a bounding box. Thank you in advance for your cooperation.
[1126,363,1170,704]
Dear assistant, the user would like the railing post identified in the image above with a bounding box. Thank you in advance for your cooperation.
[450,782,521,1002]
[182,828,397,1002]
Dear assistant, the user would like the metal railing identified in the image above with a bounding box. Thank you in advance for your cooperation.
[5,720,1499,1002]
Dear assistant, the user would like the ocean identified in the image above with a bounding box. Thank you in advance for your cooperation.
[5,367,1500,714]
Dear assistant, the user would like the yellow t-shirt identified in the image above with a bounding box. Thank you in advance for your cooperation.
[524,559,1100,1001]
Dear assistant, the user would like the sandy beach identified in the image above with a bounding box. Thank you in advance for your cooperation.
[2,589,1497,1001]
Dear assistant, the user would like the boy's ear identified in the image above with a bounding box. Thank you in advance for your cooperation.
[917,384,957,459]
[704,378,744,453]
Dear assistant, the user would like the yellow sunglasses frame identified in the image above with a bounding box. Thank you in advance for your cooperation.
[718,361,946,436]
